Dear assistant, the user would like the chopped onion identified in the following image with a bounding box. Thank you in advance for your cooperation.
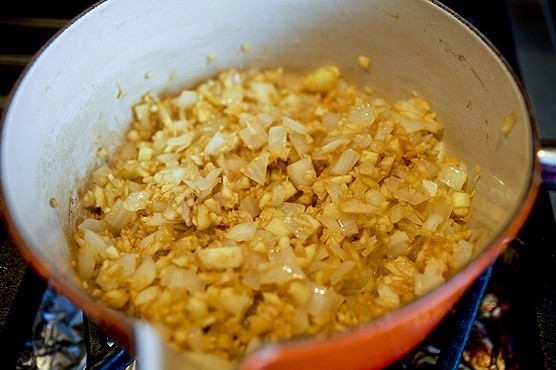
[393,187,429,205]
[239,121,267,150]
[244,152,269,185]
[438,163,467,190]
[337,217,358,236]
[322,138,350,153]
[271,185,286,207]
[227,221,257,241]
[325,182,342,203]
[317,215,343,236]
[241,198,261,218]
[167,132,195,149]
[422,179,438,197]
[241,271,261,290]
[135,286,160,306]
[104,200,133,231]
[287,157,317,187]
[425,202,453,220]
[353,134,372,148]
[450,240,473,270]
[330,261,356,285]
[77,245,96,280]
[289,134,312,155]
[130,255,156,291]
[161,266,203,293]
[377,283,400,307]
[349,103,377,126]
[282,117,308,134]
[205,132,229,156]
[422,213,443,232]
[174,90,197,108]
[123,190,150,211]
[259,261,305,285]
[386,230,409,258]
[78,218,108,233]
[83,229,109,258]
[365,189,386,206]
[279,202,305,214]
[250,82,277,104]
[268,126,289,160]
[307,284,344,318]
[322,112,342,130]
[331,149,360,176]
[283,214,320,240]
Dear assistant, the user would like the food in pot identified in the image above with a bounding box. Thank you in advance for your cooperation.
[72,66,475,364]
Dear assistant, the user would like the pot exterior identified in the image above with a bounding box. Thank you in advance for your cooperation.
[0,0,539,369]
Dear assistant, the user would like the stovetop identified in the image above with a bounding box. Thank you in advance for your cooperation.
[1,1,555,369]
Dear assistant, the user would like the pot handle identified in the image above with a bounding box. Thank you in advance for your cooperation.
[539,140,556,190]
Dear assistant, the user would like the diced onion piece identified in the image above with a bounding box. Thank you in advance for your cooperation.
[83,229,109,258]
[422,179,438,197]
[271,185,286,207]
[304,67,341,93]
[279,202,305,215]
[331,149,360,175]
[78,218,107,233]
[227,221,257,241]
[322,112,342,130]
[282,117,308,135]
[105,200,133,230]
[349,103,377,126]
[244,152,269,185]
[337,217,358,236]
[438,163,467,190]
[330,261,356,285]
[365,189,386,206]
[377,283,400,307]
[307,284,344,318]
[283,214,320,240]
[205,132,229,156]
[130,255,156,291]
[393,187,429,205]
[241,271,261,290]
[239,121,267,150]
[135,286,161,306]
[422,213,443,232]
[250,82,277,104]
[425,202,453,220]
[287,157,317,187]
[289,134,312,155]
[174,90,197,108]
[77,245,96,280]
[414,272,442,296]
[353,134,372,148]
[123,190,150,212]
[386,230,409,258]
[450,240,473,270]
[325,182,342,203]
[197,246,244,270]
[241,198,261,218]
[220,287,252,316]
[161,266,203,293]
[322,138,350,153]
[268,125,289,160]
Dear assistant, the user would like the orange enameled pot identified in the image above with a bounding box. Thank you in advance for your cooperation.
[1,1,554,369]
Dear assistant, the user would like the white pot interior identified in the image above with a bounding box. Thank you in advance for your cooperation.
[1,0,534,367]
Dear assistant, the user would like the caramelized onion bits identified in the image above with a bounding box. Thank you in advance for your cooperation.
[73,66,474,366]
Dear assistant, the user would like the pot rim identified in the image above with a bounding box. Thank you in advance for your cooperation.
[0,0,543,363]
